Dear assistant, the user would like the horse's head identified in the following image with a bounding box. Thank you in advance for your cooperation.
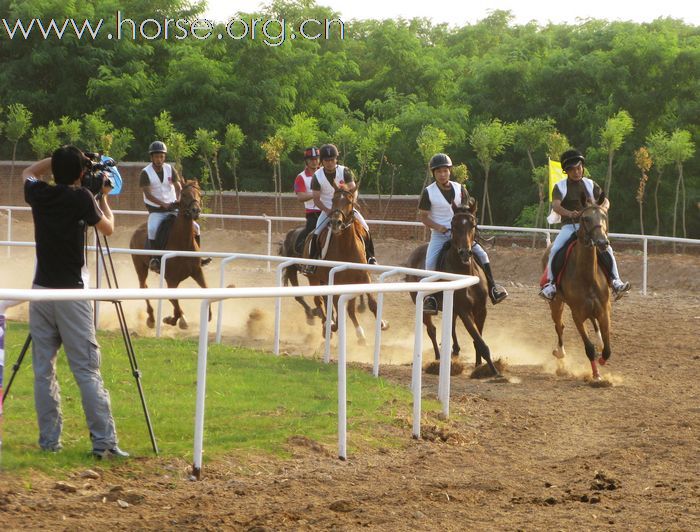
[578,196,609,252]
[451,199,478,264]
[180,181,202,220]
[330,185,356,234]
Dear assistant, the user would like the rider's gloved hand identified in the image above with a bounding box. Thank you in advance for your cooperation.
[167,201,179,211]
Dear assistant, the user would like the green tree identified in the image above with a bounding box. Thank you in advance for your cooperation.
[645,131,674,236]
[416,125,448,188]
[29,122,61,159]
[58,116,81,145]
[666,129,694,241]
[194,128,223,220]
[633,147,652,235]
[599,110,634,197]
[261,134,287,219]
[5,103,32,179]
[469,119,514,225]
[334,124,358,165]
[224,123,246,215]
[154,111,194,174]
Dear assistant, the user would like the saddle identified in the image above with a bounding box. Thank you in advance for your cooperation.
[540,235,613,288]
[301,221,370,263]
[150,214,177,250]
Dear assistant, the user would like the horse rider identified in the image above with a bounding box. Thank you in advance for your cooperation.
[140,140,209,273]
[293,146,322,254]
[539,149,631,301]
[303,143,377,274]
[419,153,508,315]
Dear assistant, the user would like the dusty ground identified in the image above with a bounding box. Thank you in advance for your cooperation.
[1,218,699,530]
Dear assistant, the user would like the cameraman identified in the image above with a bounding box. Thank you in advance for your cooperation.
[22,146,128,459]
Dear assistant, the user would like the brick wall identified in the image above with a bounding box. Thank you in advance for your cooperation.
[0,161,424,239]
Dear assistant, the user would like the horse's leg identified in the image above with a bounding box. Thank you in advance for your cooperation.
[136,262,155,329]
[572,316,599,380]
[163,279,187,329]
[590,318,603,349]
[357,294,367,313]
[424,314,440,361]
[346,298,367,346]
[550,298,567,359]
[366,293,388,330]
[313,293,327,336]
[596,311,612,367]
[451,315,461,358]
[287,266,316,325]
[190,268,211,323]
[458,310,499,376]
[472,302,488,366]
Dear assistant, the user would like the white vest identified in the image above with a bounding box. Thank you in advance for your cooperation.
[314,165,347,210]
[297,170,318,211]
[426,181,462,233]
[547,177,595,224]
[143,163,176,208]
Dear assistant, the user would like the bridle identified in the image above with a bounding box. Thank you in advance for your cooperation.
[330,189,356,231]
[179,183,201,219]
[451,210,477,262]
[577,205,608,247]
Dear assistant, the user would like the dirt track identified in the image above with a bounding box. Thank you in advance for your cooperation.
[1,222,699,530]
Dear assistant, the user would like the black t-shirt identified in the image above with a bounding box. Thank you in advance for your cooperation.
[552,178,605,224]
[310,167,356,190]
[25,178,103,288]
[418,182,470,211]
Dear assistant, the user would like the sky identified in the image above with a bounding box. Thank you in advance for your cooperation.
[203,0,700,26]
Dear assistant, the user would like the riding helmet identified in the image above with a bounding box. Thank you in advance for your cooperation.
[429,153,453,171]
[149,140,168,154]
[319,144,339,160]
[560,149,585,170]
[304,146,320,159]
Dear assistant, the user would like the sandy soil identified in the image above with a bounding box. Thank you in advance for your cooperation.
[1,219,699,530]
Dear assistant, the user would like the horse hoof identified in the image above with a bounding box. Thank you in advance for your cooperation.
[552,348,565,359]
[380,320,389,331]
[179,318,188,330]
[146,317,155,329]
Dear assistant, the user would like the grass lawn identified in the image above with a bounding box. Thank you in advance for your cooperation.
[1,321,427,475]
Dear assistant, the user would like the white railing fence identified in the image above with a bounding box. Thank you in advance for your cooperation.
[3,206,699,296]
[0,271,477,479]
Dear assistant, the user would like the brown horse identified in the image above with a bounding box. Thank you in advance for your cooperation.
[542,199,613,380]
[279,226,367,325]
[405,201,500,376]
[129,180,209,329]
[303,186,387,343]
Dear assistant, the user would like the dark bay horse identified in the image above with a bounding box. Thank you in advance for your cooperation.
[405,201,500,376]
[542,198,613,380]
[129,180,209,329]
[304,186,387,343]
[279,226,366,325]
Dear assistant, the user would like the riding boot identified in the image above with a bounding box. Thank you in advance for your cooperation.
[364,234,377,265]
[303,234,319,275]
[195,234,212,267]
[481,262,508,305]
[147,239,161,274]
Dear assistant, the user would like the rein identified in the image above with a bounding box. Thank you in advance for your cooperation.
[577,205,607,247]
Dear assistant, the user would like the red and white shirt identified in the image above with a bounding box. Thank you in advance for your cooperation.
[293,168,321,213]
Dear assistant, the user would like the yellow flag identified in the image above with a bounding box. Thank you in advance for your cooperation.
[548,159,563,202]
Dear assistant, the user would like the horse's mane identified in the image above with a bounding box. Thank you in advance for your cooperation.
[184,179,200,190]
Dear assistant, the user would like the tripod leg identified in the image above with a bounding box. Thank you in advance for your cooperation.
[113,300,159,455]
[2,333,31,403]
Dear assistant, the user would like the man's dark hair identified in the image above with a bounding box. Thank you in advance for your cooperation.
[51,145,85,185]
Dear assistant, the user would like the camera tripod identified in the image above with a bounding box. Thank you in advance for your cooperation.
[2,228,159,455]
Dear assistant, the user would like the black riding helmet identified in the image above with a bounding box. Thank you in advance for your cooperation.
[149,140,167,154]
[319,144,339,160]
[429,153,453,172]
[560,149,585,171]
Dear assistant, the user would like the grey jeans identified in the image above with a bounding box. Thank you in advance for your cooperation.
[29,291,117,450]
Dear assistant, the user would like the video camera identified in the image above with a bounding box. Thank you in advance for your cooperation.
[81,152,123,197]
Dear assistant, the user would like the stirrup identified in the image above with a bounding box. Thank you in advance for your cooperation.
[423,296,438,315]
[149,258,161,274]
[201,257,212,267]
[367,256,377,265]
[490,285,508,305]
[613,280,631,301]
[539,283,556,301]
[302,264,317,275]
